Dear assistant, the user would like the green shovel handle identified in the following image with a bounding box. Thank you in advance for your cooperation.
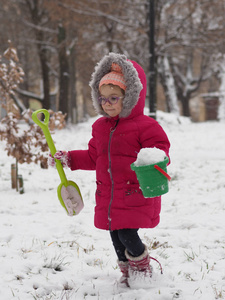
[32,109,68,186]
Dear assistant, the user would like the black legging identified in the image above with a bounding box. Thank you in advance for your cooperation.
[110,229,145,262]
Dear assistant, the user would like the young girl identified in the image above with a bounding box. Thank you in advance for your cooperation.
[49,53,170,287]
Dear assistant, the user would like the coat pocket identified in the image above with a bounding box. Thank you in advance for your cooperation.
[95,181,109,207]
[95,180,103,205]
[124,183,147,207]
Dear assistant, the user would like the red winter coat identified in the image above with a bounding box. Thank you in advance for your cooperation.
[69,53,170,231]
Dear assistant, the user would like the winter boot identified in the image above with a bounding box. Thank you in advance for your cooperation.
[125,245,163,288]
[125,245,152,276]
[117,260,129,287]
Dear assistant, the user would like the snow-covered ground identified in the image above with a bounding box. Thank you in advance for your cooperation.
[0,111,224,300]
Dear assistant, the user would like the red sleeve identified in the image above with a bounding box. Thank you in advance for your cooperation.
[68,137,97,171]
[138,117,171,163]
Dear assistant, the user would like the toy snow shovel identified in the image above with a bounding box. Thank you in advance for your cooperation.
[32,109,84,216]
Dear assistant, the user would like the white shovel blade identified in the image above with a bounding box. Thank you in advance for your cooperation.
[61,185,84,216]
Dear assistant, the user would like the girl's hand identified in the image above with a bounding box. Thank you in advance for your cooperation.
[48,151,71,168]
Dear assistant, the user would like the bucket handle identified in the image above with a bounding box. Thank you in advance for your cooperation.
[154,165,171,181]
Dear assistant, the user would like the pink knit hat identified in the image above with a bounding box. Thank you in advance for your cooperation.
[99,63,127,91]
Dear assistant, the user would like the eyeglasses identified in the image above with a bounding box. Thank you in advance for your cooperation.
[98,95,124,105]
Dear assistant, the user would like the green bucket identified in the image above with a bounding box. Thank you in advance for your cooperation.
[130,156,170,198]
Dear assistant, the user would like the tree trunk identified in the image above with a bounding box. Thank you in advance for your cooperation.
[218,60,225,121]
[58,24,69,117]
[39,48,50,109]
[68,43,77,123]
[26,0,51,110]
[181,95,190,117]
[159,56,180,115]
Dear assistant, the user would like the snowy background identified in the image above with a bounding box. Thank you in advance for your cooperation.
[0,111,224,300]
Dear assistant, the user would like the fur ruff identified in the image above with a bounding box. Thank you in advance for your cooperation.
[125,245,148,262]
[89,53,143,118]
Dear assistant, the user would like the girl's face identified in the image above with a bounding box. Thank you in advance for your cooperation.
[99,84,124,117]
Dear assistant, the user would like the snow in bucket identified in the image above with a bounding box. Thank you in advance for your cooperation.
[131,148,171,198]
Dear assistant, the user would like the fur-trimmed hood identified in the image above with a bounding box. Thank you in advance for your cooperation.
[89,53,146,119]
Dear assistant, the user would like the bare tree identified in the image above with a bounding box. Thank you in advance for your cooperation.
[156,0,224,116]
[24,0,56,110]
[1,0,225,121]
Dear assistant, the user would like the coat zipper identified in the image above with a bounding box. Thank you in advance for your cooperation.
[107,119,119,230]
